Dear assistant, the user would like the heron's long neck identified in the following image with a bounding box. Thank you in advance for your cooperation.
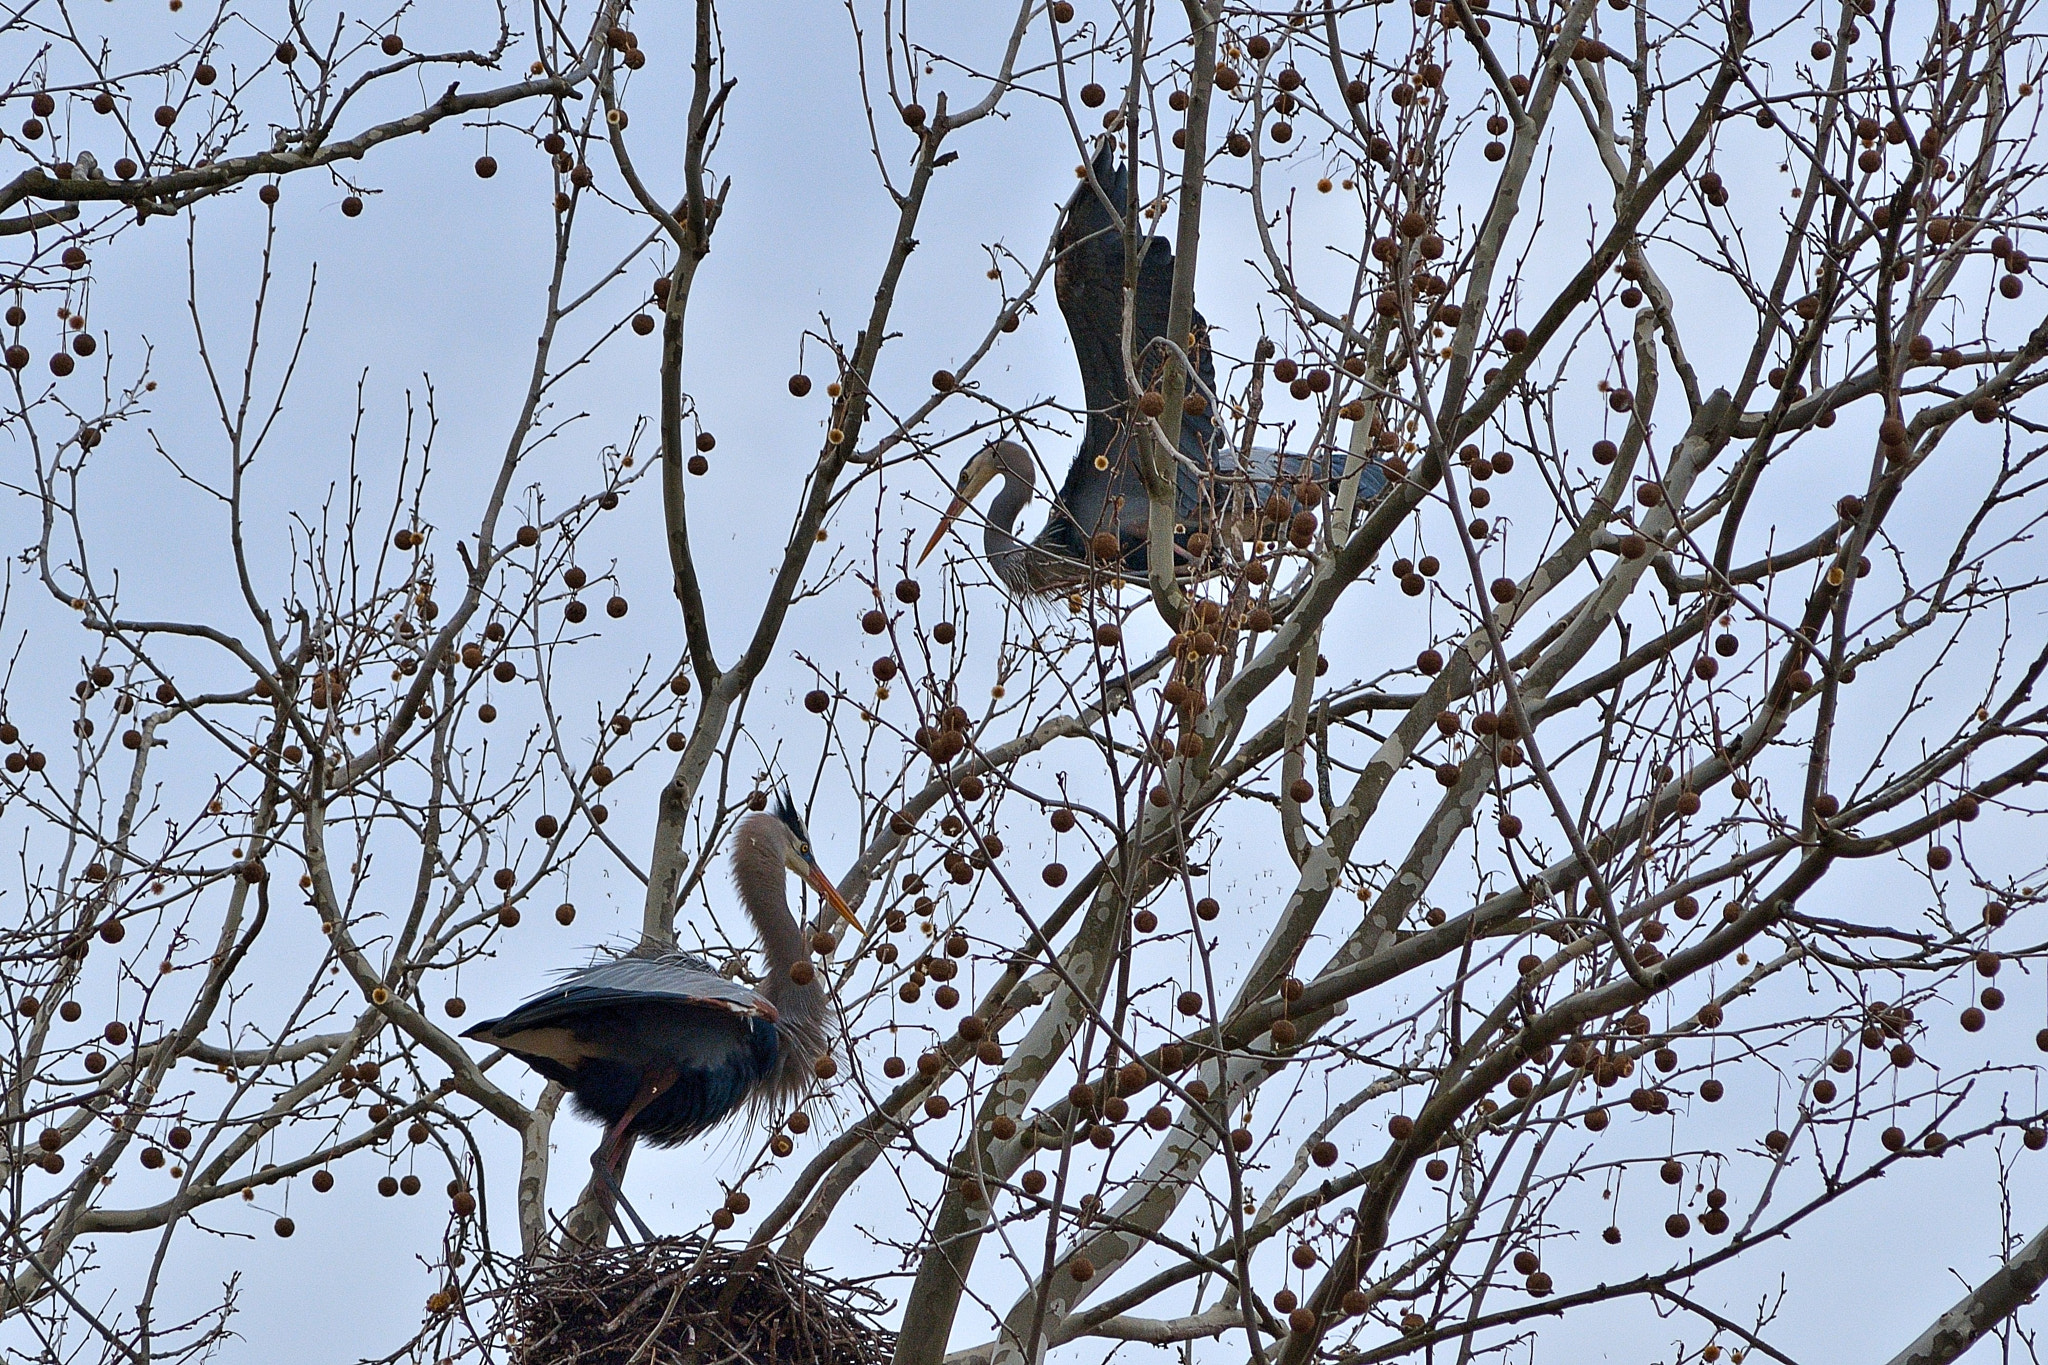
[732,828,831,1105]
[985,470,1034,561]
[734,837,810,1016]
[987,461,1053,596]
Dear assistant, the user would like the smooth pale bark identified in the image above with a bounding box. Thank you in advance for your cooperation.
[1883,1221,2048,1365]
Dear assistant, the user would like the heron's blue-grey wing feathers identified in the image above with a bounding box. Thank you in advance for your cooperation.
[561,953,767,1010]
[1234,446,1389,504]
[465,951,770,1039]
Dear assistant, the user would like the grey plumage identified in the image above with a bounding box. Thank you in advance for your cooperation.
[464,797,860,1238]
[920,142,1386,596]
[926,438,1386,597]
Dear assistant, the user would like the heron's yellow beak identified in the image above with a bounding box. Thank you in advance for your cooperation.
[919,449,1004,565]
[918,494,972,566]
[804,862,866,934]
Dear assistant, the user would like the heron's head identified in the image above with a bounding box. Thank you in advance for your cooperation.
[769,788,864,933]
[918,441,1025,565]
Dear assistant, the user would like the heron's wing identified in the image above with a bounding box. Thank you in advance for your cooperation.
[1234,446,1389,504]
[1050,144,1220,562]
[1057,141,1131,434]
[463,953,772,1043]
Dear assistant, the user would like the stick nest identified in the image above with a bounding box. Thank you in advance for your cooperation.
[502,1237,894,1365]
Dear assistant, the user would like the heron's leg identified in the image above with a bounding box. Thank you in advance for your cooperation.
[589,1067,678,1245]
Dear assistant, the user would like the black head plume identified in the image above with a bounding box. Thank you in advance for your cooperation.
[772,785,809,844]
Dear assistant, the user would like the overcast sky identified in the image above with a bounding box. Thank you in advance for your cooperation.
[4,1,2045,1362]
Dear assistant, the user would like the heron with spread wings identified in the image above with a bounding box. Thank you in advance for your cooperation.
[465,793,861,1241]
[921,141,1380,596]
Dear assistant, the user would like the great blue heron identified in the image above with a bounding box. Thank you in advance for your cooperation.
[464,793,861,1240]
[920,142,1379,596]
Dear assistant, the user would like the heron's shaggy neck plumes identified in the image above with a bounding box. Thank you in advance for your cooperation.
[731,812,831,1109]
[970,441,1093,598]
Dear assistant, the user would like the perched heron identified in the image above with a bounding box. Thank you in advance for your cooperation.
[921,142,1379,596]
[464,793,861,1240]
